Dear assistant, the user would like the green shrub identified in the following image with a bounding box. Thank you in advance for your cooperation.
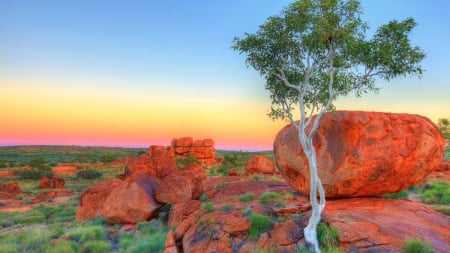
[259,192,285,207]
[82,240,111,253]
[199,192,208,202]
[176,155,201,170]
[46,240,79,253]
[137,221,163,234]
[382,190,409,199]
[249,174,266,182]
[66,225,106,243]
[237,192,256,202]
[18,169,53,179]
[76,169,103,179]
[248,213,272,240]
[201,202,214,213]
[402,238,435,253]
[421,181,450,204]
[127,231,166,253]
[119,233,134,251]
[13,214,45,224]
[217,204,234,211]
[317,222,339,250]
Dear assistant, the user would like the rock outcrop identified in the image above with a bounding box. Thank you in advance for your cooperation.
[0,182,22,199]
[244,155,276,175]
[171,137,216,166]
[274,111,446,197]
[101,174,161,224]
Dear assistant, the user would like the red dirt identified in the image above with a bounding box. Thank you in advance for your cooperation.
[0,171,14,178]
[52,165,78,175]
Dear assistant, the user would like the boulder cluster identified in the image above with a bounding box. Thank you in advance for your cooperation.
[74,112,450,252]
[76,140,208,223]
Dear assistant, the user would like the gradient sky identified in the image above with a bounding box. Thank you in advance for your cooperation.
[1,0,449,150]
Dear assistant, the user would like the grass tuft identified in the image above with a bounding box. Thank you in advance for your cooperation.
[402,238,435,253]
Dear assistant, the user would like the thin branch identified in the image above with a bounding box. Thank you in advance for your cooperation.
[274,69,301,91]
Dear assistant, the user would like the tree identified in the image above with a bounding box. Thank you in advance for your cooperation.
[437,118,450,140]
[232,0,424,252]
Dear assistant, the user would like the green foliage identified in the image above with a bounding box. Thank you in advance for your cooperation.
[29,158,48,170]
[82,240,111,253]
[382,190,409,199]
[232,0,424,121]
[99,155,115,164]
[176,155,201,170]
[249,174,266,182]
[421,181,450,204]
[248,213,273,240]
[402,238,435,253]
[201,202,214,213]
[76,168,103,179]
[237,192,256,202]
[199,192,208,202]
[66,225,107,243]
[18,168,53,179]
[217,203,234,211]
[12,214,45,224]
[317,222,340,250]
[136,221,164,234]
[46,240,80,253]
[437,118,450,140]
[259,191,285,207]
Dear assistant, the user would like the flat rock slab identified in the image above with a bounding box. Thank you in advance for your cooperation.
[324,198,450,253]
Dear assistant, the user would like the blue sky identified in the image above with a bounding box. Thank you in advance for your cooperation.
[0,0,449,149]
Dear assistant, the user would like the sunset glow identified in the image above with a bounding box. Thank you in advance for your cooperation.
[1,0,449,150]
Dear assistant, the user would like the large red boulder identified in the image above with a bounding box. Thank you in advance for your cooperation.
[76,178,122,220]
[125,152,177,179]
[274,111,446,197]
[154,170,203,204]
[244,155,276,175]
[101,174,161,224]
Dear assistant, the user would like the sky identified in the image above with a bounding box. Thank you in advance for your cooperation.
[1,0,449,150]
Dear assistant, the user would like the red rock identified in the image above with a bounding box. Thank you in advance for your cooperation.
[164,231,179,253]
[203,139,214,147]
[268,220,303,246]
[39,177,52,188]
[228,169,239,176]
[244,155,276,175]
[3,182,22,193]
[183,162,207,179]
[189,146,215,159]
[193,140,203,147]
[125,152,178,179]
[76,178,123,221]
[154,170,203,204]
[168,200,202,227]
[437,160,450,171]
[149,145,165,156]
[51,176,65,188]
[324,198,450,252]
[274,111,446,197]
[175,137,193,147]
[101,174,161,224]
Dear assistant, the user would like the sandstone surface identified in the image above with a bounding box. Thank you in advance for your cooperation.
[274,111,446,197]
[76,178,123,220]
[101,174,161,224]
[39,177,52,188]
[51,176,65,188]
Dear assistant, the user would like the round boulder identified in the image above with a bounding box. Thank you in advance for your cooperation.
[244,155,276,175]
[274,111,445,197]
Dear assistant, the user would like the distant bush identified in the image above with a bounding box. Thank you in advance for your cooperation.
[421,181,450,204]
[402,238,435,253]
[100,155,115,165]
[248,213,272,240]
[175,155,201,170]
[17,169,53,180]
[237,192,256,202]
[382,190,409,199]
[76,169,103,179]
[66,225,106,243]
[13,214,45,225]
[29,158,48,170]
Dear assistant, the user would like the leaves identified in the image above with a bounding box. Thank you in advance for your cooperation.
[232,0,425,121]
